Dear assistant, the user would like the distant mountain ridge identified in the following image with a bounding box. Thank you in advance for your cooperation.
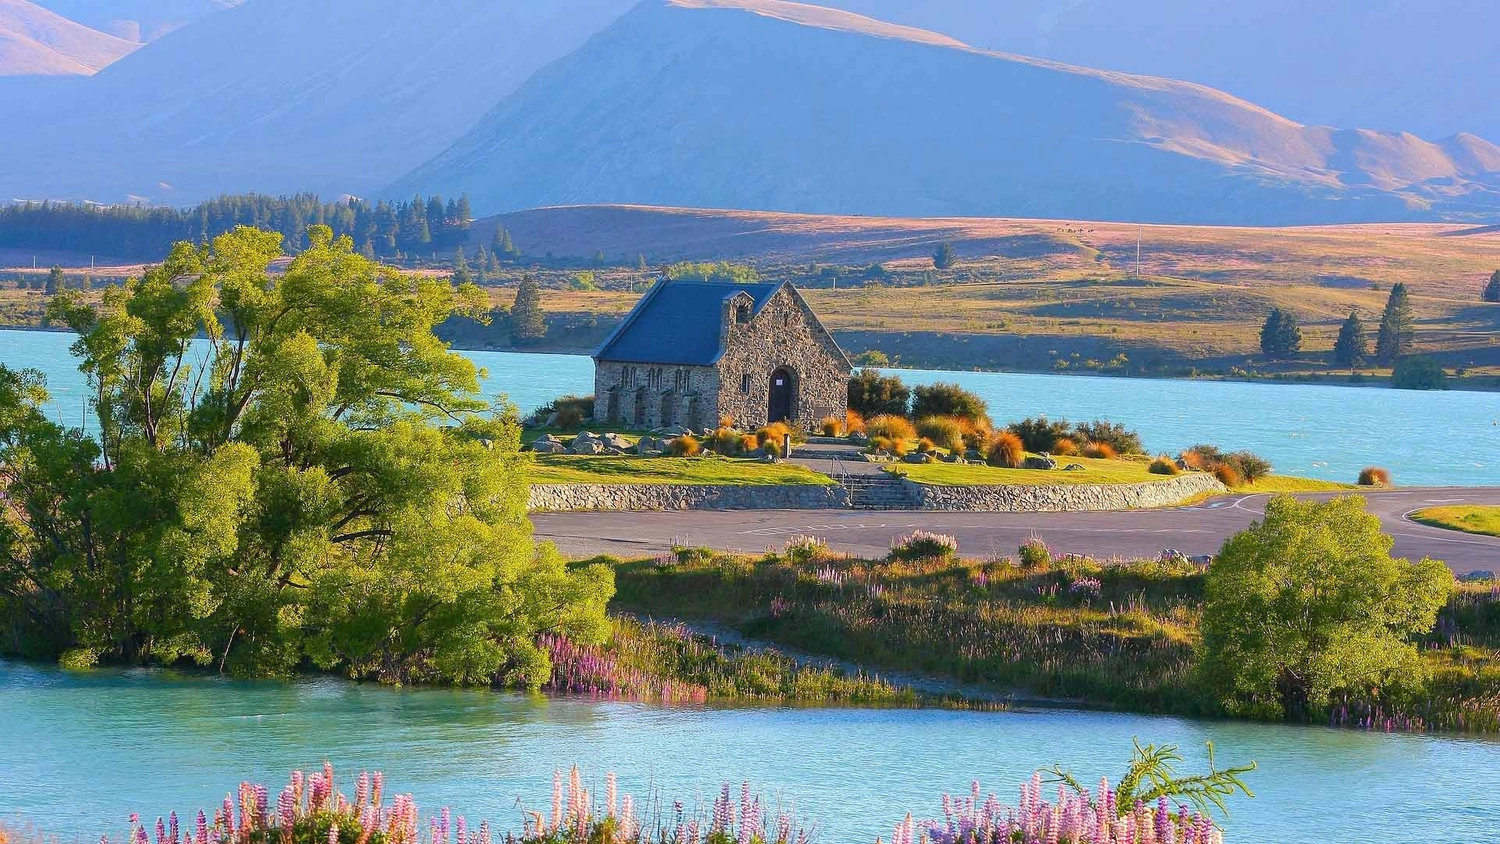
[388,0,1500,225]
[31,0,239,43]
[0,0,136,75]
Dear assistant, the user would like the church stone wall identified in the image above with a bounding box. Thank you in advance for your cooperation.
[593,362,719,430]
[716,287,849,431]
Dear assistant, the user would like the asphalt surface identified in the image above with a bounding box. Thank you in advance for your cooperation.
[533,488,1500,575]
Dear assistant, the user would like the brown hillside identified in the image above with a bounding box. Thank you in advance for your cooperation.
[0,0,137,75]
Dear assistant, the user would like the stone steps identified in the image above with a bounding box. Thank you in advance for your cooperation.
[838,474,918,510]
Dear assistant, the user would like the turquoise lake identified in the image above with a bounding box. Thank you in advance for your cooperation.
[3,660,1499,844]
[2,328,1496,487]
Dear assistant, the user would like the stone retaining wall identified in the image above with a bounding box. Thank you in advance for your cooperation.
[901,472,1227,512]
[529,483,850,512]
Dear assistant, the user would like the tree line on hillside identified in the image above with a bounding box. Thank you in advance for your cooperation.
[1258,282,1447,386]
[0,193,480,262]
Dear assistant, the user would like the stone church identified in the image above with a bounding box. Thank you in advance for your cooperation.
[592,278,851,431]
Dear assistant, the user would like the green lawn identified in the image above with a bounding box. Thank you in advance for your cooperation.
[1231,476,1359,493]
[1411,505,1500,538]
[531,455,835,486]
[891,455,1173,486]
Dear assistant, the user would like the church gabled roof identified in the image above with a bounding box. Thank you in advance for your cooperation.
[593,278,784,366]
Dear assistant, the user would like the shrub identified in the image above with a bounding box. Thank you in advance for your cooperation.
[869,436,894,454]
[1180,445,1221,471]
[1018,537,1051,569]
[1148,455,1181,476]
[889,437,911,457]
[1213,463,1243,487]
[844,409,866,435]
[1225,450,1272,484]
[1358,466,1392,486]
[762,439,783,459]
[911,382,989,424]
[530,394,595,429]
[707,427,742,455]
[987,431,1024,468]
[916,437,938,454]
[1072,420,1144,455]
[916,416,966,452]
[1081,441,1118,460]
[1392,355,1449,390]
[783,534,830,564]
[819,416,843,436]
[848,369,911,417]
[890,530,959,561]
[1051,437,1079,456]
[1008,416,1073,453]
[739,434,761,454]
[962,428,993,454]
[866,414,916,442]
[668,434,701,457]
[719,414,736,429]
[755,421,795,447]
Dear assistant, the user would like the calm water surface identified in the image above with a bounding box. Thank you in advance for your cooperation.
[2,661,1498,844]
[2,329,1496,486]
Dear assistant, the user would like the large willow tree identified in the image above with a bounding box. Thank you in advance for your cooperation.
[0,225,610,684]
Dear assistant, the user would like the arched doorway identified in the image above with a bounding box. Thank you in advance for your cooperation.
[767,367,795,424]
[659,392,676,427]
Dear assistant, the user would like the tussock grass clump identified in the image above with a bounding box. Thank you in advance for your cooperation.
[820,416,843,436]
[755,421,794,447]
[707,427,742,455]
[890,530,959,562]
[1358,466,1392,486]
[1051,437,1079,457]
[866,414,916,442]
[844,409,866,435]
[668,434,701,457]
[916,415,966,453]
[1148,455,1181,476]
[739,433,760,454]
[987,431,1025,468]
[916,437,938,454]
[1082,441,1118,460]
[1213,463,1243,487]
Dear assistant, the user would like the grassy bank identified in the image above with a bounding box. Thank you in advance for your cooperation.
[1412,505,1500,537]
[892,457,1352,493]
[531,455,835,486]
[598,547,1500,731]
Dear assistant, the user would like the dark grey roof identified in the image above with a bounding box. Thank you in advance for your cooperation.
[594,279,784,365]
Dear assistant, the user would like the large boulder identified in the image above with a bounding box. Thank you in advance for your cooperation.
[602,432,633,451]
[904,452,936,464]
[1062,463,1086,472]
[1023,455,1058,470]
[569,433,604,455]
[531,439,566,455]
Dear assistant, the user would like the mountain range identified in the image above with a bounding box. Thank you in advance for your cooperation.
[0,0,136,75]
[1,0,1497,226]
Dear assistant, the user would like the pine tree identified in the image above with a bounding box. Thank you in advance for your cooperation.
[933,241,957,270]
[509,276,547,345]
[1259,307,1301,359]
[473,245,491,284]
[1375,282,1415,363]
[1483,270,1500,303]
[455,195,473,232]
[451,248,474,286]
[44,266,63,295]
[1333,309,1367,369]
[492,225,519,259]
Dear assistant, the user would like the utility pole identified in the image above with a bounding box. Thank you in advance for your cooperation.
[1135,227,1142,278]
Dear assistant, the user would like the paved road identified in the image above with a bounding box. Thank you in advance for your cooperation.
[534,488,1500,575]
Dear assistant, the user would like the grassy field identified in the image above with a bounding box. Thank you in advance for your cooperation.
[531,454,835,486]
[1412,505,1500,537]
[893,455,1172,486]
[10,206,1500,381]
[600,547,1500,731]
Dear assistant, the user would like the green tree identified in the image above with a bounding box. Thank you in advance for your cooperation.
[1258,307,1301,359]
[1374,283,1414,363]
[1391,355,1448,390]
[0,226,610,684]
[451,248,474,286]
[932,241,957,270]
[1199,495,1452,720]
[44,266,63,295]
[492,225,519,259]
[1332,309,1366,369]
[1483,270,1500,303]
[509,276,547,345]
[847,369,910,418]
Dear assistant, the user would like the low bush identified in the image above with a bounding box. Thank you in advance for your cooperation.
[1051,437,1079,457]
[755,421,796,447]
[889,437,911,457]
[890,530,959,562]
[1009,416,1073,453]
[916,415,966,452]
[916,437,938,454]
[1225,450,1272,484]
[987,431,1025,468]
[707,427,742,455]
[719,414,736,429]
[912,382,990,425]
[869,436,895,454]
[1358,466,1392,486]
[819,416,843,436]
[761,439,783,459]
[668,434,701,457]
[1148,455,1181,476]
[530,394,595,429]
[849,369,911,417]
[1018,537,1051,568]
[867,413,917,442]
[844,409,866,435]
[1213,463,1243,487]
[1180,445,1220,471]
[1184,445,1272,484]
[1392,355,1449,390]
[1073,420,1144,455]
[1081,441,1118,460]
[739,433,761,454]
[783,534,831,564]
